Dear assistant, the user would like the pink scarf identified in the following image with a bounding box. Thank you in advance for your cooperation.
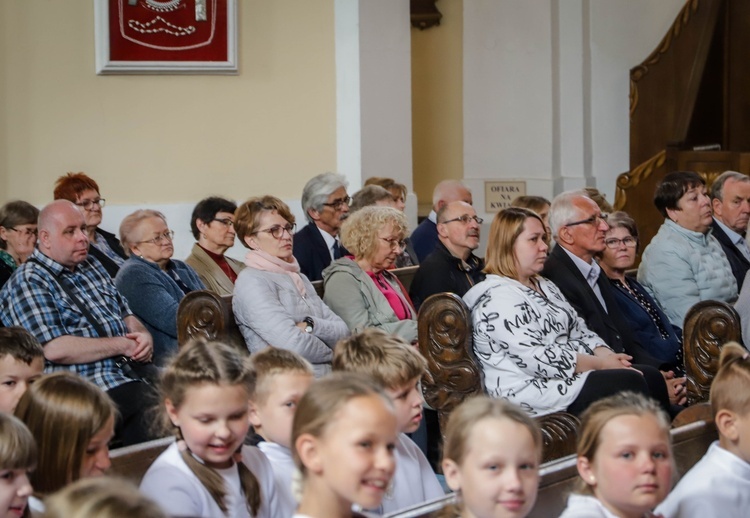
[244,249,307,297]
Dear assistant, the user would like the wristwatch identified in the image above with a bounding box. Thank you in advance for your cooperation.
[303,317,315,334]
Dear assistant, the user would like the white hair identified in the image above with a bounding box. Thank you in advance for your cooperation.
[549,190,589,238]
[301,172,348,223]
[432,180,471,208]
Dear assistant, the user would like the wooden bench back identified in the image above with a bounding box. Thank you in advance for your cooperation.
[110,437,173,484]
[177,265,419,348]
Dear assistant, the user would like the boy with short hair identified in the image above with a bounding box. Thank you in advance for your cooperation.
[248,347,315,511]
[332,328,444,514]
[0,326,44,413]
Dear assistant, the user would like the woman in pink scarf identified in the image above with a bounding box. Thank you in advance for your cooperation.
[232,196,349,377]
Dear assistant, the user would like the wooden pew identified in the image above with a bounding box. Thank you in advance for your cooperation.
[416,292,739,462]
[110,436,174,484]
[176,265,419,348]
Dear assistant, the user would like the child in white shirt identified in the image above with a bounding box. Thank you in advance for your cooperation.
[657,342,750,517]
[248,347,314,513]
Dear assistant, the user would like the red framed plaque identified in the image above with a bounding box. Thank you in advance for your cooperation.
[94,0,237,74]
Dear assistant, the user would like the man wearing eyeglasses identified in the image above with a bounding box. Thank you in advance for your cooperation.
[410,180,473,262]
[293,172,351,281]
[541,191,680,414]
[410,201,485,310]
[0,200,155,446]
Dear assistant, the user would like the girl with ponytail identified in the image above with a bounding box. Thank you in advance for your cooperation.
[140,340,285,517]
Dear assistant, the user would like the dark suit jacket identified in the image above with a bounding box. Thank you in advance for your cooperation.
[293,222,337,282]
[541,245,663,369]
[711,219,749,290]
[88,228,128,279]
[410,218,438,263]
[409,241,485,310]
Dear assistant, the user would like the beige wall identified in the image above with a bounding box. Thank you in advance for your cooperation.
[411,0,463,213]
[0,0,336,206]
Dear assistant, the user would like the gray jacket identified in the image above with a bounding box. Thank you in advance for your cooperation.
[233,267,349,377]
[638,218,737,327]
[322,258,418,343]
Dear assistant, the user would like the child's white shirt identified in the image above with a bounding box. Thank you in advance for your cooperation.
[258,441,297,513]
[558,494,622,518]
[656,441,750,517]
[140,441,291,517]
[379,433,444,515]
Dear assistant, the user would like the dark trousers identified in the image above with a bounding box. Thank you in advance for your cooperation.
[107,381,160,447]
[566,365,669,416]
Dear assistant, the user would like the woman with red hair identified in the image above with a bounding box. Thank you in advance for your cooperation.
[54,172,127,278]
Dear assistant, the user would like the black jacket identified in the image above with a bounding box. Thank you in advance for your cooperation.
[711,219,749,291]
[541,244,664,369]
[409,241,485,311]
[88,228,128,279]
[292,222,348,282]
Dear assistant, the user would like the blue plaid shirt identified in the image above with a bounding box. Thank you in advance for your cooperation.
[0,249,134,391]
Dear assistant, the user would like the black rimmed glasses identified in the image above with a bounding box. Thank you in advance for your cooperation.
[322,196,352,210]
[75,198,106,211]
[604,236,637,249]
[441,214,484,225]
[254,223,296,240]
[211,217,234,228]
[379,237,406,250]
[138,230,175,245]
[565,213,609,228]
[8,227,37,237]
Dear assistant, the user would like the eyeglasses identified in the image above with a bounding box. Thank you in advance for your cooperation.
[138,230,174,245]
[8,227,37,237]
[211,218,234,228]
[75,198,106,211]
[254,223,296,240]
[440,214,484,225]
[322,196,352,210]
[379,237,406,250]
[565,213,609,227]
[604,236,637,249]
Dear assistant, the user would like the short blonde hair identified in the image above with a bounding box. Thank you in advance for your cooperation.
[575,392,671,495]
[44,477,167,518]
[484,207,544,279]
[118,209,168,257]
[0,413,36,472]
[248,347,314,404]
[332,329,427,389]
[711,342,750,417]
[339,206,408,259]
[234,196,296,249]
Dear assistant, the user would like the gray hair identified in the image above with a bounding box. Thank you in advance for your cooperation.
[0,201,39,250]
[432,180,471,207]
[301,172,348,223]
[710,171,750,201]
[119,209,168,256]
[549,190,588,238]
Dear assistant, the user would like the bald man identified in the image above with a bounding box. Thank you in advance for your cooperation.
[411,180,473,262]
[0,200,155,446]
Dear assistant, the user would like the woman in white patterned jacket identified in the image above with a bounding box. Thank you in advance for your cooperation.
[463,207,650,417]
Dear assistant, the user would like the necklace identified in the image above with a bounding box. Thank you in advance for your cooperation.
[128,16,196,36]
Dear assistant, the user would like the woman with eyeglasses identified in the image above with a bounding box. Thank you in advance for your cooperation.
[323,205,418,344]
[599,212,684,377]
[54,173,127,278]
[233,196,349,376]
[638,171,737,327]
[0,201,39,288]
[115,210,204,365]
[184,196,245,296]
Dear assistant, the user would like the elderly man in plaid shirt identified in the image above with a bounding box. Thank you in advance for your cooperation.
[0,200,155,446]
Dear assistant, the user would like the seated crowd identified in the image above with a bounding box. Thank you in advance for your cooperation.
[0,169,747,517]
